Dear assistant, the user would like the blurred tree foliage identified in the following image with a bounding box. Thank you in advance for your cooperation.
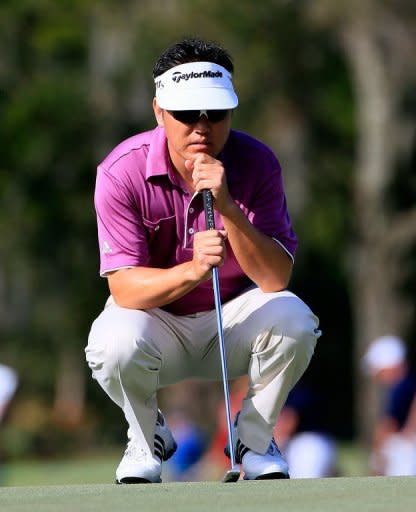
[0,0,414,459]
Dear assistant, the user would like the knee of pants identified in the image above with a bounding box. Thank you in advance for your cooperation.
[264,296,320,360]
[289,299,319,346]
[86,313,161,386]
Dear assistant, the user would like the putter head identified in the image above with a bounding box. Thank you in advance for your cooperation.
[222,466,240,483]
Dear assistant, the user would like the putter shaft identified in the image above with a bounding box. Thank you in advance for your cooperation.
[203,189,239,481]
[212,267,238,469]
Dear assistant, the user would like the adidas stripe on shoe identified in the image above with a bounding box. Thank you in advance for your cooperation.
[154,409,177,461]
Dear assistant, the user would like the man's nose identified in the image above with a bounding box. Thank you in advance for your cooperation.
[194,114,210,130]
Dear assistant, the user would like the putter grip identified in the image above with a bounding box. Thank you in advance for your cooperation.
[202,189,215,230]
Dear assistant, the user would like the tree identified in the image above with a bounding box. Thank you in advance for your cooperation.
[308,0,416,442]
[2,0,414,461]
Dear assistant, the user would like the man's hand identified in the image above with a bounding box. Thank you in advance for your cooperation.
[185,152,292,292]
[107,229,227,310]
[185,153,234,216]
[190,229,227,281]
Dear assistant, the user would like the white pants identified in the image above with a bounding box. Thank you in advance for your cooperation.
[85,287,320,456]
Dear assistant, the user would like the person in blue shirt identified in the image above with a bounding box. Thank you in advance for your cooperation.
[363,335,416,475]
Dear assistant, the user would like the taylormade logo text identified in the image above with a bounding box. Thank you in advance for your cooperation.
[172,70,223,83]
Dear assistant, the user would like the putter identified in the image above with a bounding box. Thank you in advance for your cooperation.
[203,189,240,483]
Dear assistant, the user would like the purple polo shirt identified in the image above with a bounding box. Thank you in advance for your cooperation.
[94,126,297,315]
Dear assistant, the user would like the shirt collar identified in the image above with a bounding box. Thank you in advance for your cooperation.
[145,126,171,181]
[145,126,241,184]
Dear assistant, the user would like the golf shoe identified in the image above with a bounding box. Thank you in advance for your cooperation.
[225,412,289,480]
[116,409,177,484]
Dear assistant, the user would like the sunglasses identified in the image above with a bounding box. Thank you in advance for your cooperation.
[169,109,230,124]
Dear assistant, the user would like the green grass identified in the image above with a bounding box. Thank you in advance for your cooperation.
[1,452,120,487]
[1,442,368,487]
[1,478,416,512]
[337,442,368,476]
[0,447,414,511]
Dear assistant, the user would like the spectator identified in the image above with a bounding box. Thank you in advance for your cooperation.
[362,335,416,476]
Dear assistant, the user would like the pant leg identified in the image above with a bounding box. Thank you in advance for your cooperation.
[202,287,321,454]
[85,298,201,455]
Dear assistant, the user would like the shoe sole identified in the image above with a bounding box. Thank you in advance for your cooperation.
[253,472,290,480]
[116,477,161,484]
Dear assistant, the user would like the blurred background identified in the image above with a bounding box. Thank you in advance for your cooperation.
[0,0,415,485]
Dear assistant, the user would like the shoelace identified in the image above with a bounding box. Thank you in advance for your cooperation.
[231,438,282,463]
[121,410,170,465]
[124,413,167,463]
[124,442,148,461]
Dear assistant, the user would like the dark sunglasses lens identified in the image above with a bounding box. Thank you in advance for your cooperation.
[171,110,229,124]
[171,111,201,123]
[207,110,229,122]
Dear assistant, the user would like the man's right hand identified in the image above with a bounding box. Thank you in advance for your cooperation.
[191,229,227,281]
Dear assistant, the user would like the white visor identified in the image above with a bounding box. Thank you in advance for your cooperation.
[155,61,238,111]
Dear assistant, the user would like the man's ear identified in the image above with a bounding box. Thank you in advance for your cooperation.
[153,98,164,127]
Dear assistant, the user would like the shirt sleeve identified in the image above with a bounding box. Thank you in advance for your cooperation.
[94,165,149,276]
[247,150,298,259]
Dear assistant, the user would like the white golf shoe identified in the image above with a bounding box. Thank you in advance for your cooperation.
[239,438,289,480]
[116,409,177,484]
[116,444,162,484]
[225,412,289,480]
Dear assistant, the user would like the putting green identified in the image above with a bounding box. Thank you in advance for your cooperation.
[1,477,415,512]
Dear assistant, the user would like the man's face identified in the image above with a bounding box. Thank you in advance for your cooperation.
[153,99,232,168]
